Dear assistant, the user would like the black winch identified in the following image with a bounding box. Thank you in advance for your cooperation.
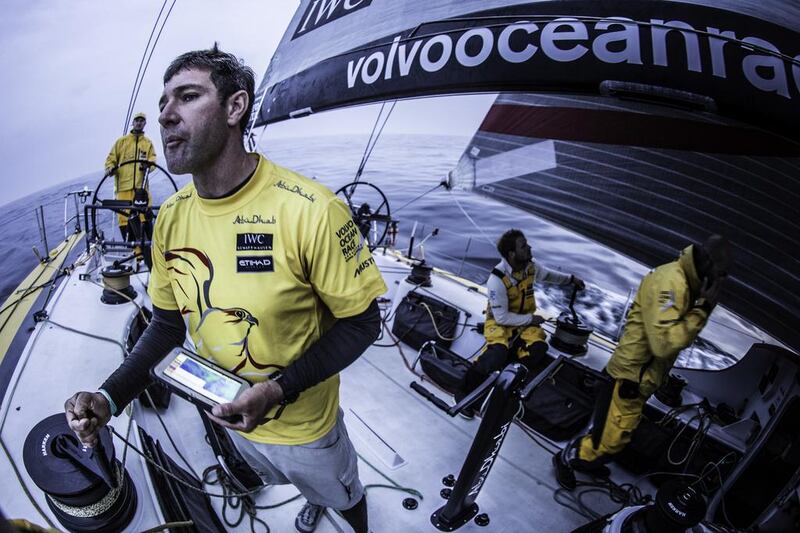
[406,261,433,287]
[645,480,707,532]
[100,263,137,304]
[550,286,593,356]
[574,479,707,533]
[23,414,137,532]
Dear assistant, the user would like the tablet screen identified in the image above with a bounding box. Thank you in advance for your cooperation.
[163,352,241,404]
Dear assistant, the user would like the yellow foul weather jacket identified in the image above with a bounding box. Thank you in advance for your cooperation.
[484,258,572,349]
[605,245,710,397]
[104,132,156,192]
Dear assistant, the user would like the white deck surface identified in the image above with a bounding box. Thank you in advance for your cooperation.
[1,250,633,532]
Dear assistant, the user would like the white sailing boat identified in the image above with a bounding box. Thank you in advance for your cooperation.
[1,1,799,532]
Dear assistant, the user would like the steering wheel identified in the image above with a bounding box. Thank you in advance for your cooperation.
[88,159,178,258]
[335,181,392,250]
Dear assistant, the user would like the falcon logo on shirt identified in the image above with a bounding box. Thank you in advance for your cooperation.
[165,247,279,374]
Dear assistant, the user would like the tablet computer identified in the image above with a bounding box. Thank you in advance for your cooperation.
[152,347,250,414]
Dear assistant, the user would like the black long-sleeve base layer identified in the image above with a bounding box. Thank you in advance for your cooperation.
[101,300,381,416]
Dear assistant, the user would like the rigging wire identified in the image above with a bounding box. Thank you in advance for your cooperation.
[353,101,397,185]
[447,189,496,248]
[124,0,178,133]
[393,181,446,214]
[0,275,61,322]
[354,102,387,181]
[109,427,265,499]
[123,0,169,133]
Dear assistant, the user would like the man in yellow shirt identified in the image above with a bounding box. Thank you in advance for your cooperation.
[104,112,156,242]
[553,235,732,490]
[66,46,386,533]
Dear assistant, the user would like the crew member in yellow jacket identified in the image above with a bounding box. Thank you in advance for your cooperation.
[458,229,584,418]
[104,112,156,241]
[553,235,732,490]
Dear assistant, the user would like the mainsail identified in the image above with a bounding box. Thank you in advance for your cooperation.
[251,0,800,137]
[251,0,800,350]
[449,92,800,351]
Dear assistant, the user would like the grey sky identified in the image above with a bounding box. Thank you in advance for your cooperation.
[0,0,494,206]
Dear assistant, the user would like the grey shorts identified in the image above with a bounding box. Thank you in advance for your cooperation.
[228,409,363,510]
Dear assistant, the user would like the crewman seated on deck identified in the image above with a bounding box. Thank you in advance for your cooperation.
[457,229,584,418]
[552,235,732,490]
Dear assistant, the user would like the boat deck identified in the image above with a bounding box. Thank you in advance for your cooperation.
[1,249,637,532]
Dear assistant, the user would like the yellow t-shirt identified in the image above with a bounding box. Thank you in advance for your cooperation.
[148,154,387,444]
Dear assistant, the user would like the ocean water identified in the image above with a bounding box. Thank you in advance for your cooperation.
[0,134,768,368]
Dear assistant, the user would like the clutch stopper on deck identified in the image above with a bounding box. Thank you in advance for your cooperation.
[23,413,137,532]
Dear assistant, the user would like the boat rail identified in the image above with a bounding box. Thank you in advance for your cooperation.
[29,189,92,264]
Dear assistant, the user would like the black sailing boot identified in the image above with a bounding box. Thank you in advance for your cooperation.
[572,458,611,479]
[552,446,577,491]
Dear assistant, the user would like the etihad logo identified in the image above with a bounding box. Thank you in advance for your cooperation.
[237,256,275,273]
[233,214,276,225]
[293,0,372,40]
[346,17,800,101]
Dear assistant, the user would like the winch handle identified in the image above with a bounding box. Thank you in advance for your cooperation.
[569,285,579,322]
[54,432,117,489]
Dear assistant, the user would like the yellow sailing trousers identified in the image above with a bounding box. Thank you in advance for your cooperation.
[577,380,647,462]
[115,189,149,226]
[483,320,546,359]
